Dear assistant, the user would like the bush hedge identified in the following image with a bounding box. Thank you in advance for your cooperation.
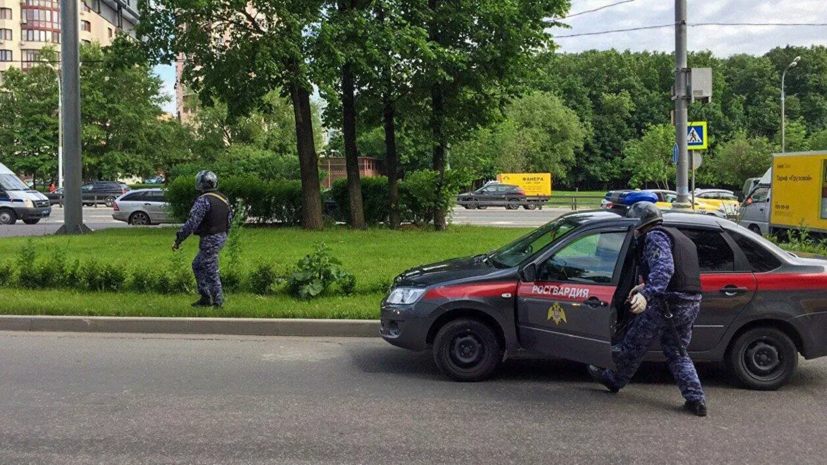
[166,175,302,224]
[330,177,390,225]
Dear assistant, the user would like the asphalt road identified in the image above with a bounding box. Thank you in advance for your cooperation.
[1,332,825,464]
[451,206,571,228]
[0,206,145,238]
[0,205,570,237]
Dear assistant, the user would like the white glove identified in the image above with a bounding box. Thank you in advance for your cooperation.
[628,284,644,299]
[629,293,648,314]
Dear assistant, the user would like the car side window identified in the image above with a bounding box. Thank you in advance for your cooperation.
[539,231,626,285]
[121,192,145,201]
[81,184,93,192]
[678,229,735,273]
[750,187,769,203]
[728,230,782,272]
[148,192,166,202]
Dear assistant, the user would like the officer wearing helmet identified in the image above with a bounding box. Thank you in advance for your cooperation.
[172,171,232,308]
[588,201,708,417]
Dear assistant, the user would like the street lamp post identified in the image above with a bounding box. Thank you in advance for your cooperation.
[57,70,63,189]
[781,56,801,153]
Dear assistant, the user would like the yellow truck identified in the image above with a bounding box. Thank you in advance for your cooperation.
[739,151,827,236]
[496,173,553,197]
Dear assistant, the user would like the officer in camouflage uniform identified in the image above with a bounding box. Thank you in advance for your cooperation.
[172,171,232,308]
[588,202,708,417]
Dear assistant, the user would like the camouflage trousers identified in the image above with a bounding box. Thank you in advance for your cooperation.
[193,233,227,305]
[603,299,706,402]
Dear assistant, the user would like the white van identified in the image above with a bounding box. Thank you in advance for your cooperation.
[0,163,52,225]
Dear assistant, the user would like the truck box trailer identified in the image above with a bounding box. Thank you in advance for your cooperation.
[770,151,827,235]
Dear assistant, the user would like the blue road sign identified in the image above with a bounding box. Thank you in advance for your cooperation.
[672,143,679,164]
[687,122,708,150]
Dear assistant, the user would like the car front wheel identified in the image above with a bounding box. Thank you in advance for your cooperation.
[23,219,41,225]
[727,327,798,391]
[433,318,503,382]
[104,196,116,207]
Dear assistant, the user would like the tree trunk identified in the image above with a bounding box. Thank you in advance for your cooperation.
[290,83,324,230]
[428,0,447,231]
[383,97,400,229]
[430,82,447,231]
[342,60,365,229]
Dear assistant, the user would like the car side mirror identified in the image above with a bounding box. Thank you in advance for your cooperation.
[519,263,537,283]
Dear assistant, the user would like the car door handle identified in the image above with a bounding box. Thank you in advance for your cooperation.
[144,203,152,206]
[719,286,749,296]
[584,297,608,308]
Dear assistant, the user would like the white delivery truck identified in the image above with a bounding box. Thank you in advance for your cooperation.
[0,163,52,225]
[739,151,827,237]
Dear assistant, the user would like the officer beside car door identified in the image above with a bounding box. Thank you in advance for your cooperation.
[172,171,233,308]
[588,202,708,417]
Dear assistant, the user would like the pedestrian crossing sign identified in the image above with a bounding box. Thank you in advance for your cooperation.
[687,122,708,150]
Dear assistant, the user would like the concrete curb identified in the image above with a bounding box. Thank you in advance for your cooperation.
[0,316,381,338]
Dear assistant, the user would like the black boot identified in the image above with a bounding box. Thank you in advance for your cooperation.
[588,365,620,393]
[684,400,708,417]
[191,294,211,307]
[211,302,223,308]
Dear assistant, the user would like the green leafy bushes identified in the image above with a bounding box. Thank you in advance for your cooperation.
[1,240,356,301]
[330,176,390,225]
[165,175,303,224]
[287,244,356,299]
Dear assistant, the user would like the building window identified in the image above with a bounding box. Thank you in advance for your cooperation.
[0,9,12,20]
[23,9,61,29]
[82,2,91,13]
[108,28,113,38]
[23,29,60,43]
[82,20,91,32]
[0,50,12,62]
[24,0,60,6]
[0,29,11,41]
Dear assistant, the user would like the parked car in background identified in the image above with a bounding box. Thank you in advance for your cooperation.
[458,183,547,210]
[695,189,741,217]
[112,189,173,225]
[46,187,64,206]
[81,181,129,207]
[144,176,165,185]
[603,189,728,217]
[0,163,51,225]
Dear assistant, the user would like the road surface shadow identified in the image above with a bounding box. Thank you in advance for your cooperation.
[348,344,826,390]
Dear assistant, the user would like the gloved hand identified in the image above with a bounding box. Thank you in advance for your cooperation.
[628,284,645,299]
[629,293,648,314]
[171,241,180,252]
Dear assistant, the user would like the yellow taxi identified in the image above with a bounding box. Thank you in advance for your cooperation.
[648,190,728,218]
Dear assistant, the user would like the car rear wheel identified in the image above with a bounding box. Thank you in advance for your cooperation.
[505,199,521,210]
[104,196,116,207]
[23,219,40,225]
[524,203,537,210]
[433,318,503,382]
[727,327,798,391]
[129,211,151,226]
[0,208,17,225]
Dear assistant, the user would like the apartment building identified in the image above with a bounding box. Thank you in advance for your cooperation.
[0,0,139,81]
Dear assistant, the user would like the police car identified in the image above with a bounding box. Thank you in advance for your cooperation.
[380,210,827,390]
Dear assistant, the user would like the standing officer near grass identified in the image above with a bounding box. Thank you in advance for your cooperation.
[588,202,708,417]
[172,171,232,308]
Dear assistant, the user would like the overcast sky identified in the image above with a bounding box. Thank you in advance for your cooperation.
[155,0,827,115]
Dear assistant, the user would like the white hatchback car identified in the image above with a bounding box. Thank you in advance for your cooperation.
[112,188,173,225]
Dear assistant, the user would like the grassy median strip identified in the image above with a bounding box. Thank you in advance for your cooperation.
[1,225,532,319]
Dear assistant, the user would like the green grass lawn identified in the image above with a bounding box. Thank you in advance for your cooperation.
[1,226,532,319]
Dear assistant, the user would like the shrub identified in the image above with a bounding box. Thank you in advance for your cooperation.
[17,240,40,289]
[164,250,194,294]
[331,176,390,225]
[80,259,104,291]
[64,259,82,288]
[100,263,127,292]
[398,169,473,225]
[250,263,281,295]
[165,175,303,225]
[37,248,67,288]
[287,243,356,299]
[0,262,13,286]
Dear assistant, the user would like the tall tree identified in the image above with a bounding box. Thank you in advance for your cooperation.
[138,0,326,230]
[415,0,570,229]
[0,59,59,185]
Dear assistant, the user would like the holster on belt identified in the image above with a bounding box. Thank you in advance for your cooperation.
[662,299,687,357]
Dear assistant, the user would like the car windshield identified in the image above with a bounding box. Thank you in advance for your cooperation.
[488,217,581,268]
[0,174,30,191]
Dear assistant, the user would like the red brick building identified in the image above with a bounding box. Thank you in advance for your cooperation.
[320,157,383,189]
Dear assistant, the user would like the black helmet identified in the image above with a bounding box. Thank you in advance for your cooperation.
[195,170,218,192]
[626,201,662,230]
